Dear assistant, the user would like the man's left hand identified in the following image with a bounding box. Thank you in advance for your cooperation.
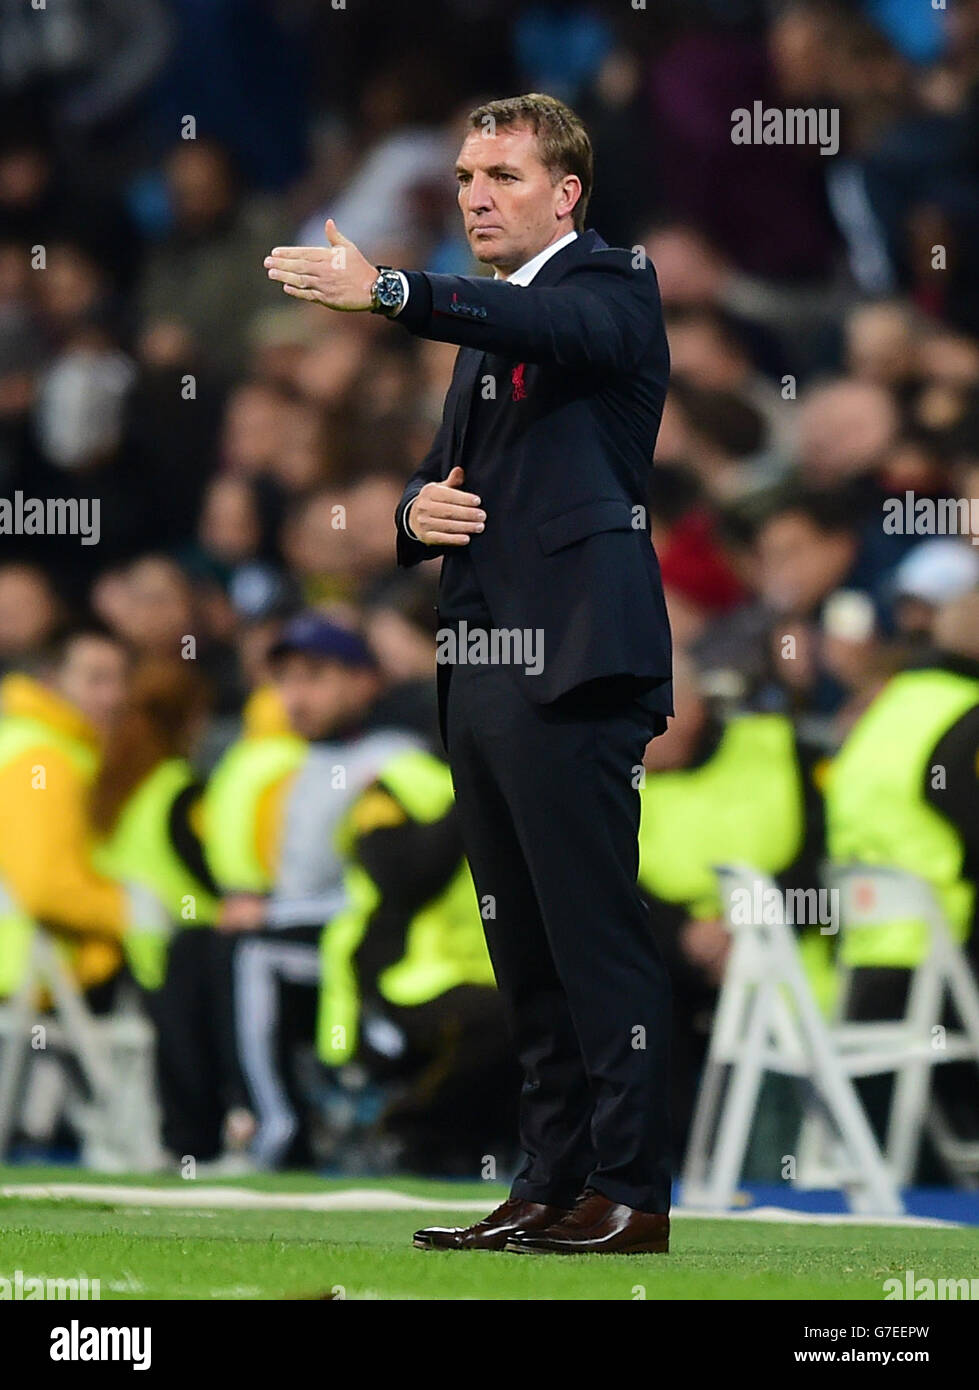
[264,219,378,311]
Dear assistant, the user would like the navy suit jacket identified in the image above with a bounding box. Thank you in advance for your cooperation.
[393,229,673,741]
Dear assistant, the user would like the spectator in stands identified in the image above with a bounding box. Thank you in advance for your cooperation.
[214,612,421,1168]
[95,556,242,716]
[0,626,153,1006]
[890,538,979,641]
[691,489,873,716]
[91,657,247,1167]
[320,746,515,1175]
[361,572,442,746]
[825,591,979,1157]
[637,654,829,1155]
[0,565,63,677]
[139,139,282,377]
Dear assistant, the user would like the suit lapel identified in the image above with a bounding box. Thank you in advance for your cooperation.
[451,345,484,464]
[448,231,605,461]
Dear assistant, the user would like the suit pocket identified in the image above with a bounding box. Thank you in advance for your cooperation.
[536,498,637,555]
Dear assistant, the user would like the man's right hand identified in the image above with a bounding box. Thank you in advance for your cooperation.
[406,466,486,546]
[216,894,267,933]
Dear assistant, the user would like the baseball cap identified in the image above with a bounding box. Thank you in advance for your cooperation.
[891,539,979,606]
[269,612,377,669]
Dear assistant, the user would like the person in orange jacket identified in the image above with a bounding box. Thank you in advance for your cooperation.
[0,625,158,1001]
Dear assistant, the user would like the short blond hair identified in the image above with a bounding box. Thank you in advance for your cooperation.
[466,93,593,232]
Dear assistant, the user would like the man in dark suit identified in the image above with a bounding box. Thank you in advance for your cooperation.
[265,92,673,1254]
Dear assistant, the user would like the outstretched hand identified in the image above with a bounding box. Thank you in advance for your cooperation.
[264,219,378,311]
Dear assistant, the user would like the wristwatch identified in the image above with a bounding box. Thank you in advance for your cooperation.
[370,268,406,316]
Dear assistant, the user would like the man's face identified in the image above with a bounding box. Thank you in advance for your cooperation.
[272,652,375,741]
[124,559,195,651]
[755,513,856,615]
[55,636,128,735]
[0,566,57,656]
[455,125,578,274]
[165,144,233,231]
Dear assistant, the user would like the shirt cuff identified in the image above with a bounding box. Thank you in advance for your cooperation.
[403,496,420,540]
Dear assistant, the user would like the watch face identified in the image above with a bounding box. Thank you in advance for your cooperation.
[375,273,403,310]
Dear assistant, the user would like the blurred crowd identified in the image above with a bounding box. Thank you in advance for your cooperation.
[1,0,979,1179]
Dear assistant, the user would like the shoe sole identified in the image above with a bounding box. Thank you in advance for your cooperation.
[412,1237,505,1251]
[504,1240,669,1255]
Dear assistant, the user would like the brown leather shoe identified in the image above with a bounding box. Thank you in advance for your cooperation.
[413,1197,570,1251]
[505,1188,669,1254]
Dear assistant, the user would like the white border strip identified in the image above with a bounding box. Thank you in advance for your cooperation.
[0,1183,960,1227]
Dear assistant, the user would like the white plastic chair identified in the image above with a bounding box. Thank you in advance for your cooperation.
[796,864,979,1191]
[0,894,162,1170]
[681,864,903,1216]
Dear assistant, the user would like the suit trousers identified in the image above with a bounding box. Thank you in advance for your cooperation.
[444,656,673,1214]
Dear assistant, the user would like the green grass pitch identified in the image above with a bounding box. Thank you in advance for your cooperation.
[1,1167,976,1300]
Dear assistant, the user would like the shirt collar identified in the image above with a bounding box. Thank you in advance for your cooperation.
[495,230,578,286]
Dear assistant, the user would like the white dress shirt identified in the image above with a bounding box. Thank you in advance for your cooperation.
[402,231,578,540]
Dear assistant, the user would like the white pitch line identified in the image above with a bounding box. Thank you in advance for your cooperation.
[0,1183,961,1228]
[0,1184,492,1212]
[672,1204,960,1229]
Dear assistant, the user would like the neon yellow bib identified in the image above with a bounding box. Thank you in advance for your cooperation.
[319,749,495,1065]
[639,716,805,919]
[826,669,979,967]
[94,759,220,989]
[201,733,306,891]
